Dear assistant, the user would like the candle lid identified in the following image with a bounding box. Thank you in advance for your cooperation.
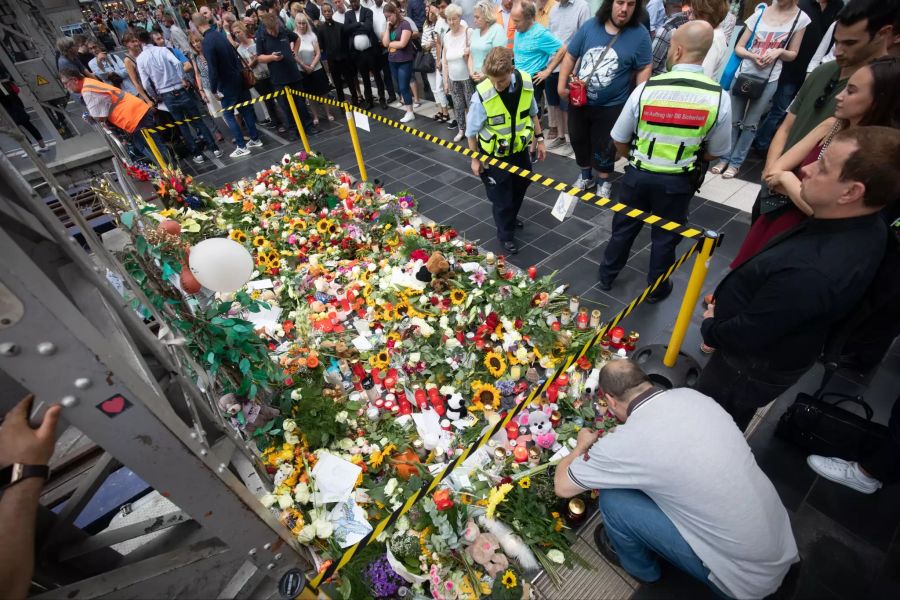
[568,497,586,515]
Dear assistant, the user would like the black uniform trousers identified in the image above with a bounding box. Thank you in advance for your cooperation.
[352,48,385,103]
[598,165,694,286]
[480,150,532,243]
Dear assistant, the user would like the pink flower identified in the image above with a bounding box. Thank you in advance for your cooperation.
[469,269,486,288]
[288,234,298,245]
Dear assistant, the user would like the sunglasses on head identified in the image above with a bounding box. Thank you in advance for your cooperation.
[814,76,840,110]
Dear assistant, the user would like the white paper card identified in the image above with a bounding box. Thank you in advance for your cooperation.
[354,319,372,337]
[551,192,578,222]
[351,334,374,352]
[549,445,571,462]
[329,497,373,548]
[246,278,274,290]
[244,305,283,334]
[311,452,362,503]
[353,111,370,132]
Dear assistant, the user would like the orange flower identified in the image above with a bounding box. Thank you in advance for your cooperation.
[242,200,254,212]
[283,320,295,334]
[306,354,319,369]
[433,488,454,511]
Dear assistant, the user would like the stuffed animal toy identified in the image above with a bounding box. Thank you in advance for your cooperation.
[466,532,509,578]
[521,405,560,451]
[416,251,451,290]
[445,393,467,421]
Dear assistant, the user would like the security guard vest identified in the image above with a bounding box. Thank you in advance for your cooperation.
[81,78,151,134]
[475,70,535,158]
[630,70,721,174]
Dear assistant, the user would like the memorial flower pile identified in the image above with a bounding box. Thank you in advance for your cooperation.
[114,151,642,599]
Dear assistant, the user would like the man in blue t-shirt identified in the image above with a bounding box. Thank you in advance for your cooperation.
[512,1,566,110]
[557,0,651,198]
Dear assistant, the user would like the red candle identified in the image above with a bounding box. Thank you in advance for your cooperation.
[513,446,529,463]
[396,390,412,415]
[551,321,561,332]
[610,326,626,349]
[465,242,474,254]
[557,373,569,387]
[547,382,559,404]
[506,421,519,440]
[350,362,366,380]
[370,367,381,386]
[527,265,537,280]
[414,387,428,411]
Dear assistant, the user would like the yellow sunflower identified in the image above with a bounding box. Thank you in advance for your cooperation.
[518,476,531,489]
[316,218,330,234]
[484,351,507,378]
[368,350,390,370]
[262,209,275,219]
[265,250,281,265]
[230,229,248,243]
[252,235,269,248]
[393,301,411,320]
[501,569,517,589]
[326,221,339,236]
[449,289,466,305]
[471,383,500,411]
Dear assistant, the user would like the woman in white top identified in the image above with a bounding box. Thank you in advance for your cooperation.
[423,4,451,122]
[692,0,730,82]
[86,40,139,96]
[712,0,809,179]
[441,3,473,142]
[295,14,334,124]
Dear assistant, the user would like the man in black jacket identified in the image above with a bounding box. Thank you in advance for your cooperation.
[320,2,357,104]
[345,0,387,109]
[195,13,263,157]
[695,126,900,431]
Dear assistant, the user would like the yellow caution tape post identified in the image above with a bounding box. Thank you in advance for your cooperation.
[301,239,702,595]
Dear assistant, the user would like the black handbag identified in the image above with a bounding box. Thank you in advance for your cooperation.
[733,9,801,99]
[413,49,435,73]
[757,182,792,216]
[775,391,890,462]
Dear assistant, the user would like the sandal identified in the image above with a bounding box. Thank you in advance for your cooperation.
[722,166,740,179]
[710,161,728,175]
[312,119,319,126]
[327,114,335,121]
[433,113,442,121]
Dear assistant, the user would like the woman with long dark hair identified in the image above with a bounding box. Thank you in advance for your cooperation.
[556,0,652,199]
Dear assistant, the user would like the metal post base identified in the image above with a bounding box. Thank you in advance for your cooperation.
[631,344,702,389]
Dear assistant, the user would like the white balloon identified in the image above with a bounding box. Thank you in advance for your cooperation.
[188,238,254,293]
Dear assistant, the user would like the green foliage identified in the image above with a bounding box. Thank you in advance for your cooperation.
[285,376,351,449]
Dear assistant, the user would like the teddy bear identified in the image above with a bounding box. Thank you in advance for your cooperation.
[445,393,467,421]
[415,251,451,292]
[520,405,560,451]
[465,529,509,578]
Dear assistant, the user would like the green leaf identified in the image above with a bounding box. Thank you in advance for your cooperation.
[135,235,149,256]
[120,211,135,229]
[239,357,251,374]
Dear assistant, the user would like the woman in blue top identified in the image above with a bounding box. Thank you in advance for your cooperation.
[557,0,651,198]
[468,0,507,82]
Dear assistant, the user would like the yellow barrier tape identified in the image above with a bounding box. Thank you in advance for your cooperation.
[302,239,701,595]
[141,89,285,134]
[286,89,703,241]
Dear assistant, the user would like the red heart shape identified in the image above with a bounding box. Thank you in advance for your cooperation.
[101,396,125,414]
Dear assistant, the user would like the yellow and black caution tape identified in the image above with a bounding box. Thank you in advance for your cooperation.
[141,89,285,134]
[301,239,702,596]
[287,89,705,241]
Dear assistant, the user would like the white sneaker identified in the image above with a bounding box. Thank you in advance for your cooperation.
[807,455,883,494]
[246,138,263,148]
[213,149,224,158]
[229,147,251,158]
[453,131,464,143]
[573,176,595,191]
[597,180,613,199]
[192,154,205,164]
[400,111,415,123]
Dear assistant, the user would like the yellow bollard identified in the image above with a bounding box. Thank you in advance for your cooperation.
[343,102,368,182]
[284,88,312,154]
[142,129,169,170]
[663,232,718,367]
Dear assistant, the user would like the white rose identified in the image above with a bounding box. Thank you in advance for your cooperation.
[337,437,355,450]
[290,389,303,401]
[293,482,310,505]
[385,478,399,496]
[547,549,565,564]
[314,519,334,538]
[335,411,348,423]
[260,493,277,508]
[296,524,316,543]
[277,494,294,509]
[284,431,300,445]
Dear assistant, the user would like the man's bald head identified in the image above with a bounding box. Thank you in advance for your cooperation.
[669,20,714,65]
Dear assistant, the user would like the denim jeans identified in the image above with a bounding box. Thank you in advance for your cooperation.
[725,79,778,169]
[161,88,219,156]
[752,79,800,152]
[599,489,731,598]
[131,111,168,164]
[390,60,413,106]
[221,86,259,149]
[276,81,314,131]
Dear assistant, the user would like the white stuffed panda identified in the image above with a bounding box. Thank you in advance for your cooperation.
[445,393,467,421]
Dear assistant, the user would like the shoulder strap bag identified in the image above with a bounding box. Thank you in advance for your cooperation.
[720,4,765,91]
[568,30,620,107]
[234,44,257,89]
[733,8,801,99]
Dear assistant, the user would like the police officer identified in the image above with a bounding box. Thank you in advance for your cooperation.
[598,20,731,303]
[467,46,547,255]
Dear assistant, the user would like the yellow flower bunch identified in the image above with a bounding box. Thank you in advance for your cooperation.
[230,229,248,243]
[486,483,513,519]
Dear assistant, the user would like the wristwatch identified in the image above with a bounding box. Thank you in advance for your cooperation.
[0,464,50,490]
[534,134,545,142]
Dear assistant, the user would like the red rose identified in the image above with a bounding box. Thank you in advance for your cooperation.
[433,488,454,511]
[485,312,499,329]
[410,249,429,262]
